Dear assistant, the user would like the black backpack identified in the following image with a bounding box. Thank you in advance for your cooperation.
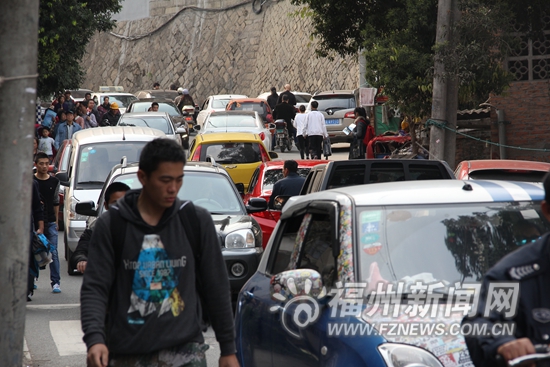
[109,201,210,330]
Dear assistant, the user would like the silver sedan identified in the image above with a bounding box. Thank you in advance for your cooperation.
[195,110,274,150]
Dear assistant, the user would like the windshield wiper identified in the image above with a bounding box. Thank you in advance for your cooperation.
[120,123,136,127]
[77,181,104,185]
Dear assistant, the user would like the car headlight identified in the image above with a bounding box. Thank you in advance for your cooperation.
[225,229,255,248]
[378,343,443,367]
[68,197,88,221]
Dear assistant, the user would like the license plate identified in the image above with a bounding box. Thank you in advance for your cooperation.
[325,119,339,125]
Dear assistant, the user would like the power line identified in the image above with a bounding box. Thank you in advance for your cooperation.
[426,118,550,152]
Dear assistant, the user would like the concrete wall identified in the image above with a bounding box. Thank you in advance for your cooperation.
[82,0,358,105]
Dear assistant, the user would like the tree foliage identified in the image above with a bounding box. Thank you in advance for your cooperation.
[38,0,121,99]
[291,0,550,116]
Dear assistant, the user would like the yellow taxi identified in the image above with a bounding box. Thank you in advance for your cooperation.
[188,132,278,190]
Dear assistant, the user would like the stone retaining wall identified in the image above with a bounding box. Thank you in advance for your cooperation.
[82,0,358,104]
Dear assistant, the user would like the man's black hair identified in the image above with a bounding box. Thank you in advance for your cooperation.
[139,138,186,175]
[34,152,49,163]
[87,99,94,107]
[271,86,277,92]
[151,102,159,107]
[284,160,298,173]
[85,92,91,97]
[170,84,177,90]
[282,95,289,102]
[105,182,130,204]
[311,100,319,109]
[544,171,550,202]
[153,82,160,88]
[299,105,306,112]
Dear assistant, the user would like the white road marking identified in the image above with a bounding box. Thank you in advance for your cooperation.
[49,320,87,356]
[26,303,80,310]
[23,337,32,363]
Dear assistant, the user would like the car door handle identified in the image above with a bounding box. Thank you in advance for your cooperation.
[243,291,254,301]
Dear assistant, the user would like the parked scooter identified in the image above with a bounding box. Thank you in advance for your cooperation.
[274,119,292,152]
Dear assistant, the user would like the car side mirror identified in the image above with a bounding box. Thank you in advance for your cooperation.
[56,171,70,186]
[272,195,291,210]
[193,125,201,132]
[176,127,187,135]
[246,197,268,213]
[269,151,279,159]
[75,201,97,217]
[234,183,245,195]
[268,123,276,130]
[270,269,326,303]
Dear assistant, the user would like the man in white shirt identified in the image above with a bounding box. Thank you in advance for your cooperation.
[304,101,328,159]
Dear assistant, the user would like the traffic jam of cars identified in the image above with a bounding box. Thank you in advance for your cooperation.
[41,86,550,367]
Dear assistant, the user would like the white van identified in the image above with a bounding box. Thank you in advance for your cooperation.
[55,126,166,273]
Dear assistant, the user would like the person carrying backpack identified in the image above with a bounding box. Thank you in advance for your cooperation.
[81,138,239,367]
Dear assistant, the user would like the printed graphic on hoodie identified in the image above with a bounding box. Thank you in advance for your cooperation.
[126,234,187,324]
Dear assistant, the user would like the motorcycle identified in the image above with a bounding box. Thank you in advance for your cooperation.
[181,105,196,130]
[274,119,292,152]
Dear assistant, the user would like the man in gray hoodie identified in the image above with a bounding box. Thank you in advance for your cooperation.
[81,138,239,367]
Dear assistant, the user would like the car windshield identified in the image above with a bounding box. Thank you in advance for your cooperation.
[130,102,181,116]
[119,117,173,134]
[263,167,312,190]
[228,102,266,115]
[312,95,355,111]
[469,170,546,183]
[206,115,259,129]
[111,172,243,214]
[212,99,231,109]
[148,91,178,99]
[75,142,147,188]
[106,95,138,107]
[203,142,262,164]
[357,202,550,293]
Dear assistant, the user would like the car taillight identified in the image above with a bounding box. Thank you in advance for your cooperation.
[191,145,201,161]
[344,111,355,119]
[260,145,270,161]
[259,132,265,141]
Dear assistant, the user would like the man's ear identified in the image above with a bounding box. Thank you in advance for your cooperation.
[137,169,148,186]
[541,201,550,222]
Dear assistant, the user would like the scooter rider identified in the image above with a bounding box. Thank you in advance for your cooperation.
[273,95,296,145]
[463,171,550,367]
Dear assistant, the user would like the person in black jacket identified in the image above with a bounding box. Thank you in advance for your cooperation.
[29,179,44,301]
[71,182,130,274]
[81,139,239,367]
[463,171,550,367]
[266,86,278,112]
[269,160,305,209]
[273,95,297,144]
[100,102,121,126]
[276,84,297,107]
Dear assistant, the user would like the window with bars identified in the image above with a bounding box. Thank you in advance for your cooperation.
[507,15,550,81]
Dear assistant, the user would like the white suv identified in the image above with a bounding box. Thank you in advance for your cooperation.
[196,94,248,128]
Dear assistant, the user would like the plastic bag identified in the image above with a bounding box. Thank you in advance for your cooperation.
[323,137,332,157]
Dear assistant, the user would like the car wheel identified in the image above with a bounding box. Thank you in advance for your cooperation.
[65,232,79,276]
[280,143,286,153]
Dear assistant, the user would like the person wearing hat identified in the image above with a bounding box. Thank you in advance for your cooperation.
[100,102,121,126]
[54,109,82,148]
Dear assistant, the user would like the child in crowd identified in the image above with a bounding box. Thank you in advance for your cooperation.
[38,127,56,162]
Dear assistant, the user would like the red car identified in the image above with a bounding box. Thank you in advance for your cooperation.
[243,159,328,248]
[455,159,550,182]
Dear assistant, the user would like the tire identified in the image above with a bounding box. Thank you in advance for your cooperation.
[280,144,286,153]
[287,140,292,151]
[65,232,79,276]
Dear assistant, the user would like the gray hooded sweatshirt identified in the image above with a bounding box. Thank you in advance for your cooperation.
[80,190,236,356]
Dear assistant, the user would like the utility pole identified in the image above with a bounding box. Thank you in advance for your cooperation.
[0,0,40,365]
[443,1,460,169]
[429,0,453,161]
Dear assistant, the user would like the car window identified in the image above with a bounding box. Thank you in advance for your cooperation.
[201,98,209,110]
[228,102,266,116]
[111,171,243,214]
[263,167,311,191]
[212,99,230,109]
[203,142,262,164]
[206,115,258,128]
[148,91,178,100]
[130,102,181,116]
[119,116,173,134]
[247,167,261,194]
[408,164,446,180]
[468,170,547,183]
[328,165,366,189]
[312,95,355,111]
[75,142,146,188]
[106,95,138,107]
[357,202,550,289]
[295,94,311,103]
[269,213,306,275]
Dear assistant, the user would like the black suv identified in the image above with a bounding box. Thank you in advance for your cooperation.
[75,161,268,301]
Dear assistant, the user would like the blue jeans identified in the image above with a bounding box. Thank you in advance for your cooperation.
[44,222,60,286]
